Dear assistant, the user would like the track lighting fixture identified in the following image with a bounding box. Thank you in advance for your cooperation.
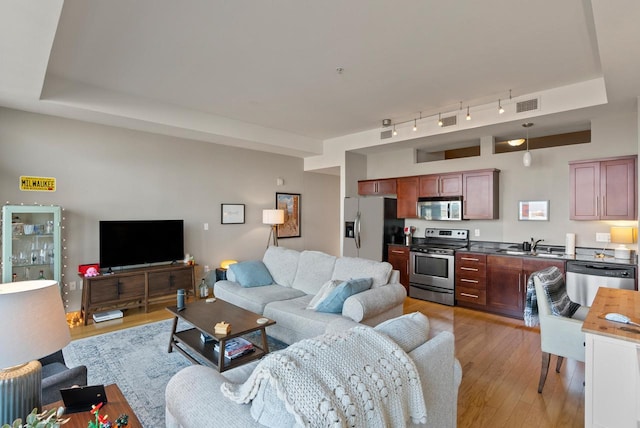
[385,89,519,136]
[522,122,533,167]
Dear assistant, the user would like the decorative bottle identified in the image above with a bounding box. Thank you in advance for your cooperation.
[38,270,45,280]
[199,279,209,298]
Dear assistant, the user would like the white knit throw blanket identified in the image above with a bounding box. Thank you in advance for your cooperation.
[221,326,427,427]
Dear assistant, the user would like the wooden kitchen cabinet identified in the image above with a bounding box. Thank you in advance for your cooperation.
[358,178,397,196]
[569,155,637,220]
[396,176,419,218]
[522,258,565,287]
[485,255,566,319]
[462,169,500,220]
[418,173,462,197]
[387,245,410,292]
[455,252,487,308]
[486,255,524,318]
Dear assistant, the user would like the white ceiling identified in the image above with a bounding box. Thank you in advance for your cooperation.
[0,0,639,158]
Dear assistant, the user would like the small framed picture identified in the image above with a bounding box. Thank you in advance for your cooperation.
[221,204,245,224]
[519,200,549,221]
[276,193,301,238]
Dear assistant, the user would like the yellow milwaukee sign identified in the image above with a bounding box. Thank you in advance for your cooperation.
[19,176,56,192]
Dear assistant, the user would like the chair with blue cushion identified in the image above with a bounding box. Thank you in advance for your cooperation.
[533,268,589,393]
[39,350,88,405]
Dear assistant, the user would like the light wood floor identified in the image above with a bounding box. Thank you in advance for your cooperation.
[69,297,584,427]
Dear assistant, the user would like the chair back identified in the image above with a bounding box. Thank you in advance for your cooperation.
[533,272,585,363]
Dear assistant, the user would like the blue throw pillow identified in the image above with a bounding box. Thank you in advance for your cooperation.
[316,277,373,313]
[229,260,274,287]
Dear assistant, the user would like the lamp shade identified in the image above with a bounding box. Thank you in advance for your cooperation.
[0,280,70,368]
[610,226,635,244]
[262,209,284,225]
[220,259,238,269]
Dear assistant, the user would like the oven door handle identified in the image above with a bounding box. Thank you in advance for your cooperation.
[354,211,361,249]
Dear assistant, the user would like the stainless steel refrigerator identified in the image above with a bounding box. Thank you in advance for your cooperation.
[343,197,404,261]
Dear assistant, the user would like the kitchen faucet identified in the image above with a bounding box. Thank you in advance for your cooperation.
[532,238,544,252]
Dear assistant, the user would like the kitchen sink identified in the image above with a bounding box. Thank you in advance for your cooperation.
[496,249,527,255]
[495,248,565,258]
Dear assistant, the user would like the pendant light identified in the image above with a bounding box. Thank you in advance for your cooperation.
[522,122,533,167]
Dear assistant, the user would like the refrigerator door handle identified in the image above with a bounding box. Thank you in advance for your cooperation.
[354,212,361,249]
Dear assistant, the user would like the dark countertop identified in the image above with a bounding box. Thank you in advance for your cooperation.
[387,241,638,266]
[465,241,638,266]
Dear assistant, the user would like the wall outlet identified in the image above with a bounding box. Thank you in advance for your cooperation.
[68,281,76,291]
[204,223,209,231]
[596,232,611,243]
[474,229,480,237]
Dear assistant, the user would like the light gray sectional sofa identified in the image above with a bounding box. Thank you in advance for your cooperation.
[213,246,407,344]
[165,312,462,427]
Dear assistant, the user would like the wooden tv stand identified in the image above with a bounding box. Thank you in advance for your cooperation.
[81,263,195,325]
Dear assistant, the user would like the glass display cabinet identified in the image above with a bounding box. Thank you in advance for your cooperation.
[1,205,62,284]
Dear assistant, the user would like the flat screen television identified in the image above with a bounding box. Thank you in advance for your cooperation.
[99,220,184,269]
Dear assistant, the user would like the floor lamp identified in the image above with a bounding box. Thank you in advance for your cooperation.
[262,209,285,248]
[0,280,71,424]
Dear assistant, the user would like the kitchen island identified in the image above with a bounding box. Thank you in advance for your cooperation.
[582,288,640,428]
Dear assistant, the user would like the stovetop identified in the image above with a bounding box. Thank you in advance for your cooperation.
[410,228,469,254]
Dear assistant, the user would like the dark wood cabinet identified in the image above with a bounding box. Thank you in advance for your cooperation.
[81,264,195,325]
[484,255,566,319]
[570,155,637,220]
[148,268,194,297]
[522,258,565,287]
[396,176,419,218]
[462,169,499,220]
[358,179,397,196]
[418,173,462,197]
[387,245,410,292]
[486,255,524,319]
[455,253,487,308]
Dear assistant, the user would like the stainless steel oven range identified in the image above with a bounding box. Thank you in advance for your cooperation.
[409,228,469,306]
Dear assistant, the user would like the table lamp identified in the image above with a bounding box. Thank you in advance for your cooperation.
[610,226,636,259]
[0,280,71,424]
[262,209,285,248]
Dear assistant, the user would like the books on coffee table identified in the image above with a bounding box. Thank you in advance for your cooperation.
[213,337,254,359]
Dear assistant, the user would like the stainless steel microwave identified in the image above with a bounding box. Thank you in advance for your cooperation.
[417,196,463,221]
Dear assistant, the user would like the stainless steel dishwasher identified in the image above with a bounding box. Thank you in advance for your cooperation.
[565,260,636,306]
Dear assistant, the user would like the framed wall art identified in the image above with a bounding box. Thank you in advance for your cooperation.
[275,192,301,238]
[518,200,549,221]
[221,204,245,224]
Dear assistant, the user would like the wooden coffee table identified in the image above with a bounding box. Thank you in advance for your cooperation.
[44,384,141,428]
[166,299,276,372]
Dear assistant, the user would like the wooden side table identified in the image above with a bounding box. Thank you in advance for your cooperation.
[45,384,142,428]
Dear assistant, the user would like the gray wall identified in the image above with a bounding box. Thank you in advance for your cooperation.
[0,107,340,311]
[360,108,639,250]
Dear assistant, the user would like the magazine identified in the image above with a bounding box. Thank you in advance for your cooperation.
[213,337,254,359]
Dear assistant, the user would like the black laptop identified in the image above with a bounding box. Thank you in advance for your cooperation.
[60,385,108,413]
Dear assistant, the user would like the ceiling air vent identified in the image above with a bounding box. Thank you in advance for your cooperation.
[441,115,457,127]
[380,129,393,139]
[516,98,539,113]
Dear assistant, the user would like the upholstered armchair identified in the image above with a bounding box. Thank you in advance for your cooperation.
[533,273,588,393]
[39,350,88,405]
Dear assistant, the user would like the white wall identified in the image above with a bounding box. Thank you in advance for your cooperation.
[0,107,340,310]
[360,108,639,250]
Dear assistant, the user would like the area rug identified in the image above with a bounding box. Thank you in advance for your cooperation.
[63,318,287,427]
